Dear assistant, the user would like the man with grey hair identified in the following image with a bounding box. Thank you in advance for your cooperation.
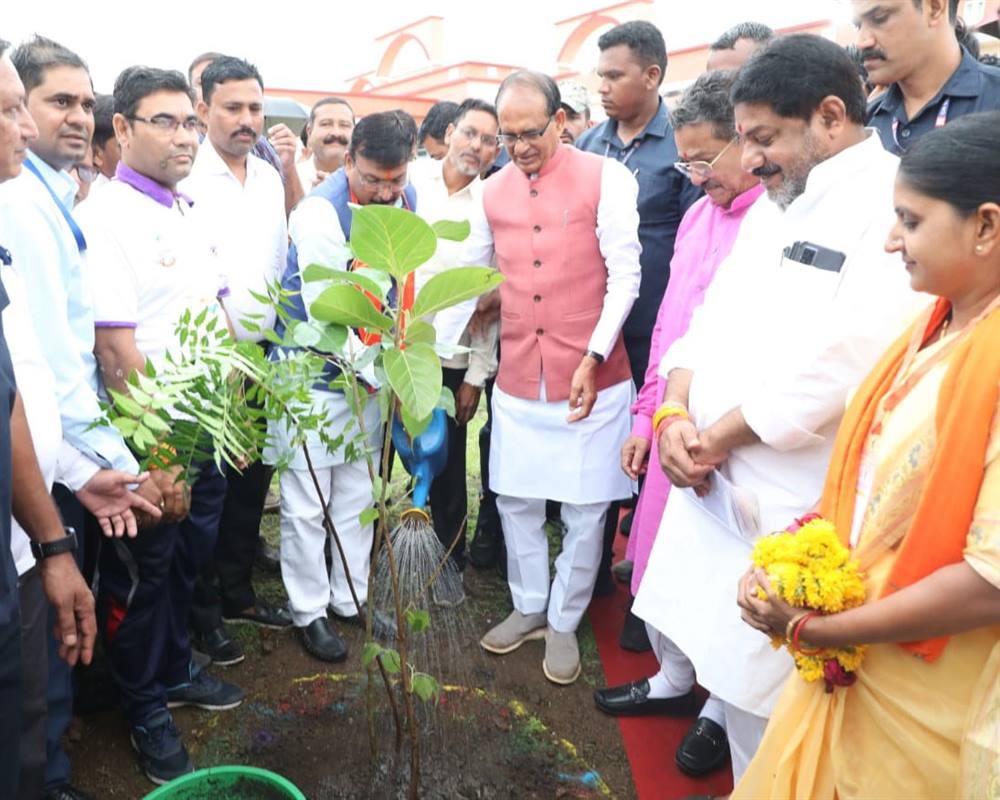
[438,70,641,685]
[706,22,775,71]
[594,69,764,778]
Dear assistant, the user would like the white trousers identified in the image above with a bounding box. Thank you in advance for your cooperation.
[496,494,608,633]
[279,459,374,624]
[648,622,768,783]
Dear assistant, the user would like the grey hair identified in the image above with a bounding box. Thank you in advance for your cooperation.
[495,70,561,117]
[669,69,738,140]
[710,22,775,51]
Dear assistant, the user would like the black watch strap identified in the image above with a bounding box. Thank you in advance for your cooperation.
[30,528,78,561]
[585,350,605,364]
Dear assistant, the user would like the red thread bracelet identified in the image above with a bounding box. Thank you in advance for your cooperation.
[793,611,822,655]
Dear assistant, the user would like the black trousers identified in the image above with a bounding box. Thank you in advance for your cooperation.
[0,605,21,800]
[191,459,272,634]
[17,567,47,800]
[429,368,470,568]
[98,465,225,725]
[475,377,501,535]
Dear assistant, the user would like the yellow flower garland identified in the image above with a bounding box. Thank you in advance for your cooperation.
[751,517,867,684]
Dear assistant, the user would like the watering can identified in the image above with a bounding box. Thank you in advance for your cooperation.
[391,407,448,518]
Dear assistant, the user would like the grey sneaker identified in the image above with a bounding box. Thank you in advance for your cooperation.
[543,626,581,685]
[480,610,546,654]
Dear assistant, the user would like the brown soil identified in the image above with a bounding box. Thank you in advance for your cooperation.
[69,565,635,800]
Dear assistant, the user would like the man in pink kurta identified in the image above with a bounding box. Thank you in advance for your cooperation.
[597,70,764,779]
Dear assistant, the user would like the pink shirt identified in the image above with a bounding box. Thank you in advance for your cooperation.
[631,183,765,439]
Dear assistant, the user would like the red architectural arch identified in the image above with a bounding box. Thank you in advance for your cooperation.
[557,14,619,64]
[376,33,432,78]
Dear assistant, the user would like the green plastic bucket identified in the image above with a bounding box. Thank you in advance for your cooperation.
[143,765,306,799]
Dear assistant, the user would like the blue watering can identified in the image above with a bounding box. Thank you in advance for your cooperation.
[391,407,448,513]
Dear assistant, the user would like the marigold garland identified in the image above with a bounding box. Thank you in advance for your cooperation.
[751,516,867,689]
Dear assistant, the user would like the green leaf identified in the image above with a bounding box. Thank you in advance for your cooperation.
[314,324,348,355]
[361,642,382,668]
[404,320,436,346]
[411,672,440,704]
[437,386,456,418]
[406,608,430,634]
[400,406,431,438]
[291,321,321,348]
[359,506,379,526]
[382,343,442,421]
[110,390,143,417]
[380,648,401,674]
[349,205,437,279]
[141,412,171,434]
[354,267,393,297]
[112,417,139,437]
[310,284,392,331]
[303,263,387,303]
[409,267,504,320]
[431,219,470,242]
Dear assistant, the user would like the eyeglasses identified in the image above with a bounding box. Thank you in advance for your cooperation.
[496,116,554,147]
[673,137,738,181]
[128,114,201,134]
[456,126,498,149]
[355,170,408,190]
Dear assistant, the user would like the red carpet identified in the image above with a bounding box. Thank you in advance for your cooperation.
[587,533,734,800]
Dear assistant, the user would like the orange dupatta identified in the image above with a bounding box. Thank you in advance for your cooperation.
[819,296,1000,661]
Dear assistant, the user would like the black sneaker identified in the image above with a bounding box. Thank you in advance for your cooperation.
[194,625,244,666]
[42,784,96,800]
[223,601,293,629]
[166,667,245,711]
[130,709,194,785]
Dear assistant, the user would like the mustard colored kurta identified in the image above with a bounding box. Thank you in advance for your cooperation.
[734,333,1000,800]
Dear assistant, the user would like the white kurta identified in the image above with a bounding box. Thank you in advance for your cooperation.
[634,132,929,718]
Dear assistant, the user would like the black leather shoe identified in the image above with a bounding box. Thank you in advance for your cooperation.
[223,601,293,629]
[594,680,699,717]
[332,604,397,639]
[300,618,347,663]
[675,717,729,776]
[44,785,96,800]
[195,626,244,667]
[468,522,503,569]
[619,607,651,652]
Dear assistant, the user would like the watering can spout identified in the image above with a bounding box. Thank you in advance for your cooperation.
[391,408,449,512]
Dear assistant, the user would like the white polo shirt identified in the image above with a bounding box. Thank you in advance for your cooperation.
[181,141,287,340]
[77,165,229,372]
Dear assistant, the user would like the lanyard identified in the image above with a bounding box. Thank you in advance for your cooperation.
[0,247,10,266]
[604,137,642,168]
[23,159,87,254]
[891,97,950,152]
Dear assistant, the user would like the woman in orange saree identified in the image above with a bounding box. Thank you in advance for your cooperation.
[732,112,1000,799]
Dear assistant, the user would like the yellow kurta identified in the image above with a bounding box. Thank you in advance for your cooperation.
[733,337,1000,800]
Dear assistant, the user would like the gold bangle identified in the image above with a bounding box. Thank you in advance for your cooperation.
[785,611,809,643]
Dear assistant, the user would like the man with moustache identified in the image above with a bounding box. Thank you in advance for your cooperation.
[77,66,245,785]
[188,51,305,215]
[270,110,417,663]
[627,36,924,781]
[557,81,591,145]
[0,36,169,800]
[181,56,290,667]
[409,98,500,573]
[297,96,354,189]
[856,0,1000,154]
[443,72,640,685]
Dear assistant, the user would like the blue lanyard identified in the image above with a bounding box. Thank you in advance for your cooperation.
[23,159,87,253]
[0,246,10,266]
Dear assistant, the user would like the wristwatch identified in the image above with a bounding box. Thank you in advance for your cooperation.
[30,528,78,560]
[584,350,605,364]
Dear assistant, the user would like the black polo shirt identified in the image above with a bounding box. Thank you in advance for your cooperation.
[0,260,19,627]
[868,48,1000,155]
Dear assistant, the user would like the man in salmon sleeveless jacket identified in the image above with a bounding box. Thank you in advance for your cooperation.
[441,71,641,685]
